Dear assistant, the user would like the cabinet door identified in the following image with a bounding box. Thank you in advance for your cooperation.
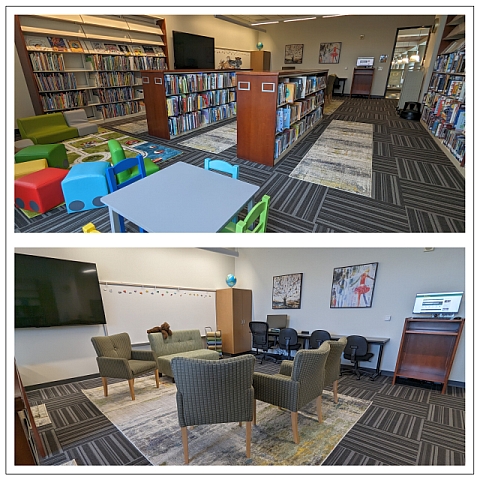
[232,289,252,353]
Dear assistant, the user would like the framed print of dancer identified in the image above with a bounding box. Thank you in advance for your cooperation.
[319,42,342,64]
[330,262,378,308]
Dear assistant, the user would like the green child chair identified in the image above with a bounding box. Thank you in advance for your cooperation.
[221,195,270,233]
[107,139,159,185]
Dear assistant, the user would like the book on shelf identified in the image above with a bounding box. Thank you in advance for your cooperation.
[129,45,145,55]
[152,46,165,56]
[454,107,465,130]
[142,45,156,55]
[282,107,291,129]
[284,82,297,103]
[24,35,51,50]
[67,39,84,53]
[118,44,131,54]
[90,41,106,53]
[47,37,68,51]
[104,43,121,53]
[276,109,284,133]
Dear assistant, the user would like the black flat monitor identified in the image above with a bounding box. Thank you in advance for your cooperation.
[266,314,289,331]
[412,291,463,317]
[173,30,215,69]
[356,57,374,67]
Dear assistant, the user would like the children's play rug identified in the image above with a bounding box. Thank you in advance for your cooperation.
[289,119,373,197]
[82,374,371,466]
[178,121,237,154]
[61,127,182,167]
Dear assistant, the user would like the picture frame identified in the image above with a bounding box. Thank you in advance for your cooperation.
[272,273,303,309]
[330,262,378,308]
[284,44,304,64]
[319,42,342,64]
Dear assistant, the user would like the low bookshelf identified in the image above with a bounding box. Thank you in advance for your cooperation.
[236,69,328,166]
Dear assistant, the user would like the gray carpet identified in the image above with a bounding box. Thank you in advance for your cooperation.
[14,98,465,233]
[24,357,465,467]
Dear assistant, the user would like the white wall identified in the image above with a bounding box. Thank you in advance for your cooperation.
[13,248,235,386]
[235,248,466,383]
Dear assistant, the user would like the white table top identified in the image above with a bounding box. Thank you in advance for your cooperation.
[101,162,259,233]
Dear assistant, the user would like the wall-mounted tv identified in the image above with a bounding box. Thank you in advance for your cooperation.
[15,254,107,328]
[266,314,289,331]
[412,291,463,317]
[356,57,374,67]
[173,30,215,69]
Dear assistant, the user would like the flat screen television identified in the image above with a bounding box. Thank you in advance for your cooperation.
[266,314,289,331]
[172,30,215,69]
[15,254,107,328]
[356,57,374,67]
[412,291,463,317]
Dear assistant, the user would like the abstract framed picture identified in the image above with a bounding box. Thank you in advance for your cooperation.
[285,44,304,64]
[319,42,342,64]
[330,262,378,308]
[272,273,303,309]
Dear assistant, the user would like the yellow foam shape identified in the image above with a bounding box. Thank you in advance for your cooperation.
[14,158,48,179]
[82,222,101,233]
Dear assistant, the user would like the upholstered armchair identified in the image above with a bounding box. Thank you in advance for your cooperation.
[171,354,255,464]
[252,342,330,444]
[91,332,159,400]
[324,337,347,403]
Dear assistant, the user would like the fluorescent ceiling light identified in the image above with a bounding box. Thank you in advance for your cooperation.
[251,21,279,25]
[283,17,317,22]
[322,15,348,18]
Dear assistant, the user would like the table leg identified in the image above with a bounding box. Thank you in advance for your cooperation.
[372,343,385,380]
[108,208,123,233]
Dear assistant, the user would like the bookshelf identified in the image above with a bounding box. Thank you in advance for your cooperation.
[236,69,328,166]
[392,317,464,394]
[421,15,465,172]
[141,69,239,139]
[15,15,169,121]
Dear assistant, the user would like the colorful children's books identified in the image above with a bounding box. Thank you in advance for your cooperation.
[130,45,145,55]
[104,43,120,53]
[284,82,297,103]
[67,39,84,52]
[47,37,68,51]
[25,36,51,50]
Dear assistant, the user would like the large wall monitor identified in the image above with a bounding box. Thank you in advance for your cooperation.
[356,57,374,67]
[266,314,289,331]
[412,291,463,317]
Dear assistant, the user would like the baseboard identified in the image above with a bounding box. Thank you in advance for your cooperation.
[24,373,100,392]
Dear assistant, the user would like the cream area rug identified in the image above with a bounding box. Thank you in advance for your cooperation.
[178,121,237,154]
[323,98,345,116]
[82,375,371,466]
[289,119,373,197]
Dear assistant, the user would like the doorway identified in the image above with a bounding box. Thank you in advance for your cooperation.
[386,26,431,100]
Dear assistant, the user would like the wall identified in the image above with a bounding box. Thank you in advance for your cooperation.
[13,248,235,386]
[235,248,466,383]
[258,14,436,97]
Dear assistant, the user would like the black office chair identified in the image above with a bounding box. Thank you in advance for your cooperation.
[342,335,374,380]
[249,321,276,364]
[308,330,331,349]
[278,328,302,360]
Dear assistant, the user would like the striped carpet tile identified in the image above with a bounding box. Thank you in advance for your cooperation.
[397,158,465,189]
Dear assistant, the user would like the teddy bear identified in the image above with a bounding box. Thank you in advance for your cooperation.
[147,322,172,339]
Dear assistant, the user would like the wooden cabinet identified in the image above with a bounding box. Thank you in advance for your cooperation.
[236,69,328,166]
[392,317,464,393]
[350,68,374,97]
[141,69,238,139]
[250,51,271,71]
[216,288,252,355]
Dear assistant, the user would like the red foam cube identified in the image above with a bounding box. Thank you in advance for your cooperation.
[15,167,68,214]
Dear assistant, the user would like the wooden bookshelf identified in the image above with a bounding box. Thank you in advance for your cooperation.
[15,15,169,121]
[392,317,464,394]
[141,69,239,139]
[236,69,328,166]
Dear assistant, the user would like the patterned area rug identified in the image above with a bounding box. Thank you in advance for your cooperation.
[82,375,371,466]
[290,119,373,197]
[112,118,149,135]
[323,99,345,115]
[178,121,237,154]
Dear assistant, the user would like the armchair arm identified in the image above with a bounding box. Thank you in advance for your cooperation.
[279,360,294,377]
[96,357,133,379]
[131,350,156,362]
[253,372,299,411]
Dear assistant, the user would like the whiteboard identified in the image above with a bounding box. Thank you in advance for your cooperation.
[99,284,217,344]
[215,47,251,70]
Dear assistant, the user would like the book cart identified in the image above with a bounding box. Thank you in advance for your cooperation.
[235,69,328,166]
[205,327,223,358]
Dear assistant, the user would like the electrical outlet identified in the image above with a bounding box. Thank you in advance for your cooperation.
[384,315,391,321]
[378,67,383,71]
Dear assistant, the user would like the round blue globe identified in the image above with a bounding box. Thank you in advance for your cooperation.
[256,42,264,51]
[226,274,237,287]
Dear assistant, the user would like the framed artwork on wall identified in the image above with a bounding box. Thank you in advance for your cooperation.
[284,44,304,64]
[330,262,378,308]
[272,273,303,309]
[319,42,342,64]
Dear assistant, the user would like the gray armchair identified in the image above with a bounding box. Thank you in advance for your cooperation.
[252,342,330,444]
[171,354,255,464]
[324,337,347,403]
[91,332,159,401]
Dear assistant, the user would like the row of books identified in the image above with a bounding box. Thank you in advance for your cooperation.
[166,89,236,117]
[428,74,465,99]
[443,129,465,164]
[94,87,134,104]
[92,71,136,88]
[164,72,237,96]
[168,102,236,136]
[86,54,167,71]
[33,72,78,92]
[434,50,465,74]
[25,35,165,56]
[205,329,222,357]
[95,100,142,119]
[29,51,65,72]
[277,75,327,105]
[275,92,324,133]
[40,91,89,112]
[423,93,465,128]
[274,108,323,159]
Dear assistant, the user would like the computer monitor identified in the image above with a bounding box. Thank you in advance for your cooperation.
[412,291,463,317]
[266,314,289,330]
[356,57,374,67]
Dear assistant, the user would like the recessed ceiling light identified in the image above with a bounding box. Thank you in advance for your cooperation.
[283,17,317,22]
[251,21,280,26]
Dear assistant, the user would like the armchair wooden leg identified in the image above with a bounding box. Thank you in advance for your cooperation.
[333,379,338,403]
[101,377,108,397]
[291,411,299,444]
[316,395,323,423]
[181,426,189,464]
[155,369,160,388]
[246,421,252,458]
[128,378,135,400]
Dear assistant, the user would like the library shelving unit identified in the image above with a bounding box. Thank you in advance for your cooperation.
[141,69,239,139]
[421,15,465,174]
[392,317,464,394]
[236,69,328,166]
[15,14,169,122]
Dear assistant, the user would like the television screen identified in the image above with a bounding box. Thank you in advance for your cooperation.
[356,57,374,67]
[412,291,463,316]
[15,254,107,328]
[266,314,289,331]
[173,30,215,69]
